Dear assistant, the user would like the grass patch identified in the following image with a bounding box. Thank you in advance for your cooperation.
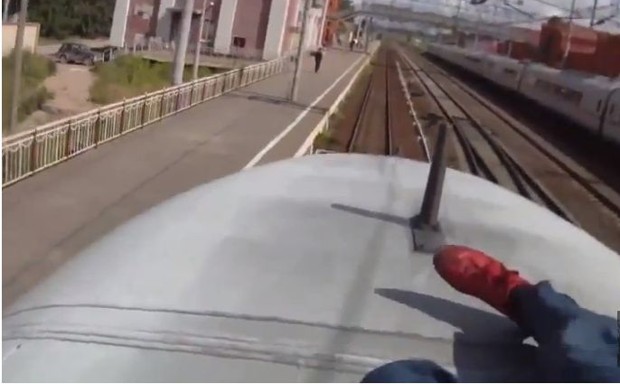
[313,129,337,150]
[89,55,215,104]
[312,64,374,153]
[2,51,57,133]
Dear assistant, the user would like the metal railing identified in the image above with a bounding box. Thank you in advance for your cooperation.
[2,55,290,187]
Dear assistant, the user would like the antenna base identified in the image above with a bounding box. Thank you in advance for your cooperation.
[411,215,446,253]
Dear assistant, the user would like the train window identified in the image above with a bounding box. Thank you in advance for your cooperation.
[534,79,554,92]
[503,68,517,77]
[610,104,616,115]
[561,88,583,105]
[534,78,582,105]
[597,100,602,112]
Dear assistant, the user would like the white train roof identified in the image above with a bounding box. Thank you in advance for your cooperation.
[430,42,620,87]
[3,154,620,382]
[525,61,620,88]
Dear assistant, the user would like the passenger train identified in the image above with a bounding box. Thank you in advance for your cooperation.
[426,43,620,146]
[4,153,620,382]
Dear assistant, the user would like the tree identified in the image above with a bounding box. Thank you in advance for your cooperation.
[340,0,354,12]
[27,0,113,40]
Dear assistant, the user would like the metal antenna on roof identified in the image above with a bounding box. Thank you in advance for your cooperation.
[411,123,448,252]
[419,123,448,229]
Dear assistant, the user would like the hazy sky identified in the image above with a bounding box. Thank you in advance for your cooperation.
[361,0,619,23]
[356,0,620,35]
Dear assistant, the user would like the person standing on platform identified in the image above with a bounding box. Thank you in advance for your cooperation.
[313,47,324,73]
[349,38,356,51]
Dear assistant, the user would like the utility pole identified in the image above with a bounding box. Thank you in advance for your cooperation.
[589,0,599,27]
[364,17,372,53]
[3,0,11,22]
[561,0,577,69]
[193,0,212,80]
[171,0,194,85]
[318,0,329,47]
[8,0,28,134]
[453,0,463,35]
[289,0,310,102]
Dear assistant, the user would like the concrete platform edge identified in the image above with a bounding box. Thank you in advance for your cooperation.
[294,43,381,157]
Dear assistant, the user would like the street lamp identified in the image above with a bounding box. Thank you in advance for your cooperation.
[289,0,311,102]
[3,0,11,21]
[193,0,215,80]
[9,0,28,134]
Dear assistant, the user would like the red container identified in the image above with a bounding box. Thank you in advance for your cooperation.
[594,33,620,78]
[512,41,537,61]
[509,26,541,46]
[496,41,536,61]
[539,18,598,66]
[565,52,597,73]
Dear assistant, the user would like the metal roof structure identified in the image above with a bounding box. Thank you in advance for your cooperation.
[4,154,620,382]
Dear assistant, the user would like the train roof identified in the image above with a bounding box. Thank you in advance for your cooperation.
[526,61,620,88]
[430,43,620,87]
[3,154,620,382]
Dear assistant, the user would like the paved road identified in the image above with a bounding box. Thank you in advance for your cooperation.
[3,49,368,307]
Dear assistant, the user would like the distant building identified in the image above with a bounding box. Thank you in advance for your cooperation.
[110,0,328,61]
[2,22,40,56]
[321,0,341,46]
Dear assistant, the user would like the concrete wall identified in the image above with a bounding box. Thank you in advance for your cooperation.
[317,0,329,46]
[304,8,323,50]
[2,23,40,56]
[110,0,131,46]
[124,0,155,46]
[155,0,175,44]
[108,0,313,59]
[202,0,221,46]
[214,0,237,54]
[229,0,271,58]
[110,0,220,48]
[322,0,340,46]
[280,0,299,56]
[263,0,290,60]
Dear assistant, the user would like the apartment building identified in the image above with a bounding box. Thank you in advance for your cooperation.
[110,0,328,60]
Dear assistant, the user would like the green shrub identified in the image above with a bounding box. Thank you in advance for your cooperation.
[3,50,56,85]
[2,51,56,133]
[90,55,214,104]
[19,87,53,121]
[313,129,336,150]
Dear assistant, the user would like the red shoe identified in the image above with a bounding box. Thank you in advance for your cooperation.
[433,245,531,318]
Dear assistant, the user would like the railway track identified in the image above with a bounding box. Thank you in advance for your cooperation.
[341,48,427,160]
[397,44,620,252]
[346,49,392,155]
[395,46,576,224]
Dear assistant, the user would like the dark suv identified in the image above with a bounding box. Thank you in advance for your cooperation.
[54,43,103,66]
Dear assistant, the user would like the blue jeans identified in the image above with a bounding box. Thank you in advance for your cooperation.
[362,282,620,382]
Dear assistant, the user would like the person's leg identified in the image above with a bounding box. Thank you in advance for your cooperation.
[361,360,458,383]
[511,282,620,382]
[434,246,620,382]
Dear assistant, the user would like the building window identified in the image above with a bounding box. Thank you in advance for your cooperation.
[233,37,246,48]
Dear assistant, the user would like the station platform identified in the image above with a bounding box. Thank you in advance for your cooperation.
[2,48,369,307]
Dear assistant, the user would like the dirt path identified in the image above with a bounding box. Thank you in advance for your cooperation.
[18,63,97,132]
